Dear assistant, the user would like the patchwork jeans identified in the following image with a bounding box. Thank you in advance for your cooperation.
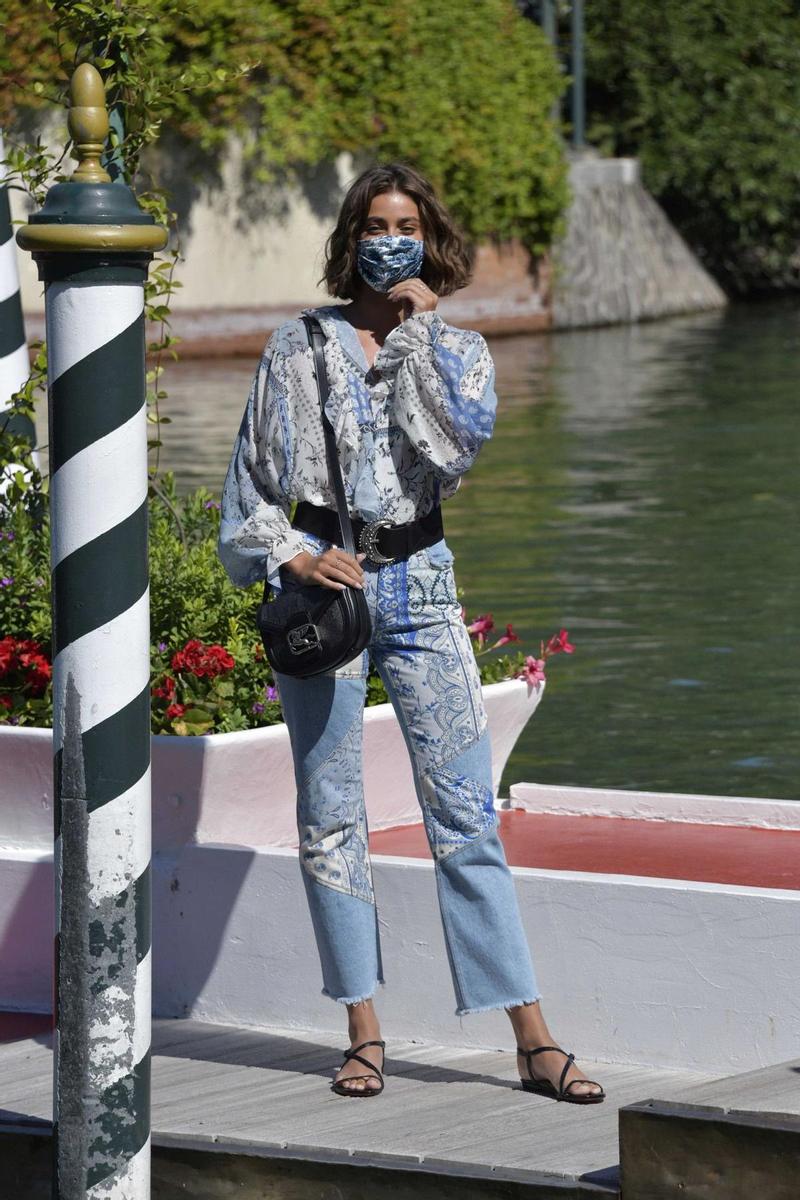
[272,530,541,1016]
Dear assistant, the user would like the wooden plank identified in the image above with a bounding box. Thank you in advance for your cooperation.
[0,1017,719,1191]
[654,1057,800,1116]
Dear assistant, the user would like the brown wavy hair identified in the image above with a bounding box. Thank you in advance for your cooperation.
[321,162,473,300]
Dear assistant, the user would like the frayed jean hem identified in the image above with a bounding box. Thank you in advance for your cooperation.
[455,993,542,1017]
[321,980,385,1006]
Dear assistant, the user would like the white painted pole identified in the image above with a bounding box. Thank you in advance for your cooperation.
[0,128,40,486]
[16,64,166,1198]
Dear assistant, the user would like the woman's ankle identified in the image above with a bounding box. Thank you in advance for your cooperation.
[346,999,380,1040]
[506,999,551,1046]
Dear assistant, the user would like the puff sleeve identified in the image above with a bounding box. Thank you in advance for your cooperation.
[217,333,307,589]
[374,310,498,480]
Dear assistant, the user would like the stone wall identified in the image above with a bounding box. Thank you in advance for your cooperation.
[552,154,726,328]
[15,138,725,351]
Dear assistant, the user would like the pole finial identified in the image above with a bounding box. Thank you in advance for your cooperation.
[68,63,111,184]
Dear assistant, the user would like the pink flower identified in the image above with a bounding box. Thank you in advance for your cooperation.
[466,613,494,647]
[467,613,494,635]
[491,622,520,649]
[517,655,546,687]
[544,629,574,655]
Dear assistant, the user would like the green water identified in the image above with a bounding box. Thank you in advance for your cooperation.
[160,302,800,800]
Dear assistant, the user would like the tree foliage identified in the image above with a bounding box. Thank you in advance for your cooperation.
[585,0,800,293]
[1,0,568,256]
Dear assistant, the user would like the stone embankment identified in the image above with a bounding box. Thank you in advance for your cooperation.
[20,153,726,357]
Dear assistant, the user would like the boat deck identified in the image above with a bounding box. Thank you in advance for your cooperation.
[369,808,800,889]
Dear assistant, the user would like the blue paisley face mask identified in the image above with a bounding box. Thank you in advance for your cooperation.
[356,234,425,292]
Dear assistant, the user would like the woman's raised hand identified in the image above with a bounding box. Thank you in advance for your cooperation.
[387,277,438,318]
[283,548,367,590]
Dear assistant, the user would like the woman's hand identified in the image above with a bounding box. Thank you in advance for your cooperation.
[387,277,438,320]
[283,547,367,590]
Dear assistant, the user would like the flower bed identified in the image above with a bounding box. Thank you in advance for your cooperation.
[1,474,572,734]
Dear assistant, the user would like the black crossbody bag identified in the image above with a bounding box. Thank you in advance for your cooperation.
[256,314,373,678]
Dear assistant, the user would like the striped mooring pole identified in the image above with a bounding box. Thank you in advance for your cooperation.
[16,64,166,1198]
[0,128,38,463]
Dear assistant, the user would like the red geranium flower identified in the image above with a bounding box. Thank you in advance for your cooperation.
[152,675,177,701]
[0,637,52,696]
[0,637,16,675]
[18,648,51,694]
[171,639,234,678]
[165,703,187,720]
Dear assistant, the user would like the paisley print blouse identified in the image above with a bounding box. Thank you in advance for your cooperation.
[217,304,498,590]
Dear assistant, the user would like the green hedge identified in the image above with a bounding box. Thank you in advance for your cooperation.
[2,0,568,258]
[585,0,800,293]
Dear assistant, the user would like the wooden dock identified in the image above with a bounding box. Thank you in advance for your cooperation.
[1,1015,715,1197]
[4,1017,799,1197]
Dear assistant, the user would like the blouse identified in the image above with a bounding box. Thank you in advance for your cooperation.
[217,304,498,590]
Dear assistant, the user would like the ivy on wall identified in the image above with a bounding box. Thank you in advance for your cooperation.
[585,0,800,294]
[1,0,569,257]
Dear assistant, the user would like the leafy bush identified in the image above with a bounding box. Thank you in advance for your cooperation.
[585,0,800,293]
[1,475,540,733]
[1,0,568,258]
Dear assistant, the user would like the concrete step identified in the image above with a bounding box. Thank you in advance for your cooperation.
[0,1015,719,1198]
[619,1058,800,1199]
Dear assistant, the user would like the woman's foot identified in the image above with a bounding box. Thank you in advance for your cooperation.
[332,999,385,1094]
[507,1001,604,1100]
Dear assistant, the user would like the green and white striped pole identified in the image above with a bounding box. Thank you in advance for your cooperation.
[0,128,39,471]
[17,63,166,1199]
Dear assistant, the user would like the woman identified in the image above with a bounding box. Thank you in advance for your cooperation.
[218,163,604,1104]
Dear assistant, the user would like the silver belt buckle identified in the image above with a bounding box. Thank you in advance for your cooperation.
[359,518,396,564]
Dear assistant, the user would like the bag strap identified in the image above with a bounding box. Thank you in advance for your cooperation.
[300,313,359,559]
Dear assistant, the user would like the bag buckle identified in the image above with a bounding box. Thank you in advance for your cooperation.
[287,622,321,655]
[359,518,396,564]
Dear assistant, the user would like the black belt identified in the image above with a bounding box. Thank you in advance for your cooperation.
[293,500,443,565]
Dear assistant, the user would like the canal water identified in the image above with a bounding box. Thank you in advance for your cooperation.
[158,301,799,801]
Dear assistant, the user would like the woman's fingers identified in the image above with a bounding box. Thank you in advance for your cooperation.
[314,574,347,590]
[386,277,437,313]
[326,546,365,580]
[315,547,365,589]
[387,280,421,301]
[316,566,362,589]
[285,547,369,590]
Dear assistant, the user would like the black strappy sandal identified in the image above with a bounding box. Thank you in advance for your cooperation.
[517,1044,605,1104]
[330,1038,386,1098]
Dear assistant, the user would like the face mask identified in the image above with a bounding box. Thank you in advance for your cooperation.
[356,234,424,292]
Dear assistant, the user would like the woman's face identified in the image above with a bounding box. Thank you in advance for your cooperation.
[361,189,423,240]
